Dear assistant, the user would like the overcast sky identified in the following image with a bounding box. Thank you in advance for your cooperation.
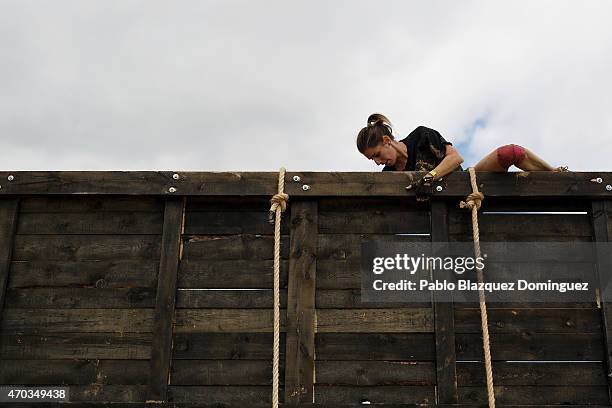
[1,1,611,171]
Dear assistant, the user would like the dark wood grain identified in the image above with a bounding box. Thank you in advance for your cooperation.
[284,201,317,404]
[147,197,186,402]
[2,171,612,197]
[0,198,20,327]
[431,200,458,404]
[591,199,612,404]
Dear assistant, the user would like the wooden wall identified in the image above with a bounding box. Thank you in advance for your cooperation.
[0,192,611,407]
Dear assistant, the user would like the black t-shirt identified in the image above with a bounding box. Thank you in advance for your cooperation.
[382,126,460,172]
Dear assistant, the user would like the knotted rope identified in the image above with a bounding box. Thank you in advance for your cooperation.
[459,167,495,408]
[268,167,289,408]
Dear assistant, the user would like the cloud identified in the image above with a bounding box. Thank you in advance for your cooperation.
[1,0,611,171]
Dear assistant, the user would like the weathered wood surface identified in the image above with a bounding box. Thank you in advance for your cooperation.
[454,308,602,333]
[1,189,612,406]
[2,171,612,197]
[591,199,612,404]
[148,197,186,402]
[314,385,435,404]
[431,200,458,404]
[11,235,161,260]
[16,212,163,234]
[0,198,20,325]
[0,309,155,333]
[1,332,152,359]
[456,333,604,360]
[449,212,593,240]
[8,260,159,288]
[284,201,317,404]
[457,385,609,405]
[172,308,434,333]
[0,359,150,384]
[170,360,283,385]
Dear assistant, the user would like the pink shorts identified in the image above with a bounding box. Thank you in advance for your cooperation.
[496,144,526,170]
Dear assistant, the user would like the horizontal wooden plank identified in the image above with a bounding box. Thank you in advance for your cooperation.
[315,333,435,361]
[8,260,159,288]
[449,213,592,239]
[176,289,286,308]
[174,309,286,333]
[178,260,288,289]
[0,309,154,333]
[316,289,431,309]
[173,333,285,360]
[318,234,430,262]
[184,211,288,235]
[0,333,151,359]
[18,196,164,212]
[475,197,592,212]
[313,361,607,387]
[175,333,433,361]
[11,235,161,261]
[456,333,604,361]
[454,308,602,333]
[0,359,149,385]
[458,385,609,405]
[182,234,289,260]
[315,361,435,386]
[186,196,272,211]
[171,360,281,385]
[457,362,606,386]
[61,385,148,402]
[2,171,611,197]
[314,385,434,404]
[316,309,433,333]
[319,209,429,234]
[16,212,163,234]
[168,386,278,403]
[5,288,156,308]
[455,301,599,309]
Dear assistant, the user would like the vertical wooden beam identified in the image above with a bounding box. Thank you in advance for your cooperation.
[591,200,612,404]
[284,200,318,405]
[147,197,186,402]
[430,200,458,404]
[0,198,20,323]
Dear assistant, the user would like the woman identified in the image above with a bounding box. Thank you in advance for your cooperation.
[356,113,567,200]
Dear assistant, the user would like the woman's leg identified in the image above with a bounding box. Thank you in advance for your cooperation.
[515,146,555,171]
[473,144,559,171]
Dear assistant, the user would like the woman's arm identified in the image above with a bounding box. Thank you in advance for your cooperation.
[429,144,464,179]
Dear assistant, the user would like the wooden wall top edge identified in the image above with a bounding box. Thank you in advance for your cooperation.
[0,171,611,197]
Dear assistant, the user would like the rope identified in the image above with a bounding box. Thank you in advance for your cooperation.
[268,168,289,408]
[459,167,495,408]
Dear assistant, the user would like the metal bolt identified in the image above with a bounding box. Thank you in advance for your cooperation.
[607,185,612,191]
[592,177,603,184]
[293,176,301,182]
[302,184,310,191]
[608,372,612,378]
[168,186,177,193]
[172,173,180,180]
[7,175,14,181]
[436,185,443,192]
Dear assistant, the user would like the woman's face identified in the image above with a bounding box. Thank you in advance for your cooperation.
[363,136,397,167]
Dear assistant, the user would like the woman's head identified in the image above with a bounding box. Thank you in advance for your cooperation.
[356,113,398,167]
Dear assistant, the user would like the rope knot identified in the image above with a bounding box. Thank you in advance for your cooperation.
[460,191,484,211]
[269,193,289,212]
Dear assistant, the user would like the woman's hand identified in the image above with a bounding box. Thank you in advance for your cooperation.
[406,173,435,201]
